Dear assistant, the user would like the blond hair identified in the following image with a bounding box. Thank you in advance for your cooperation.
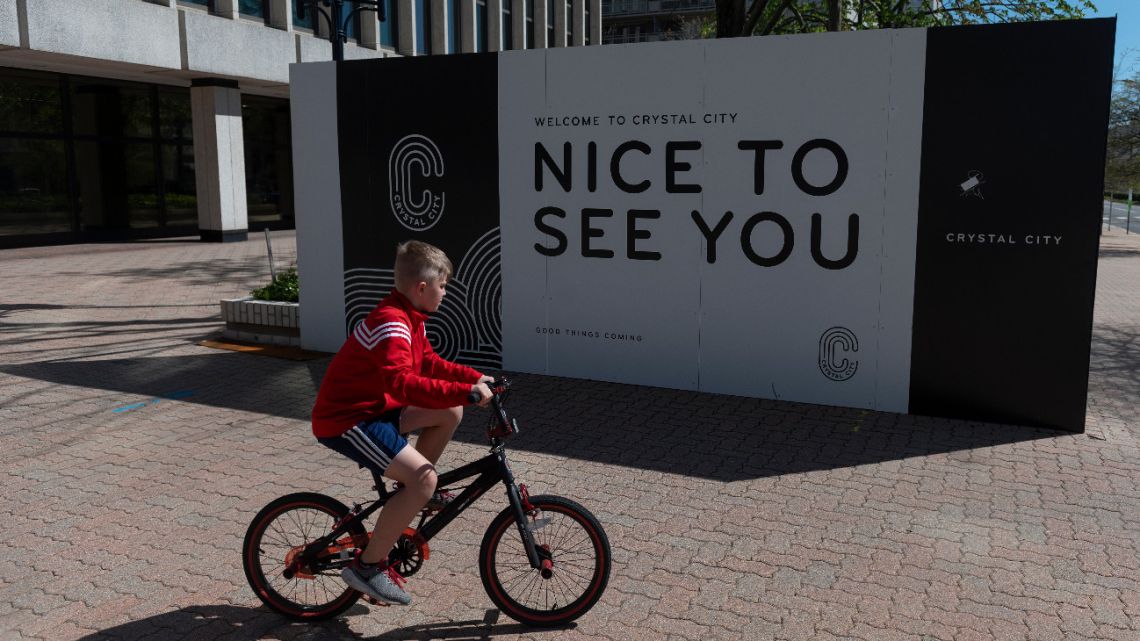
[394,240,453,289]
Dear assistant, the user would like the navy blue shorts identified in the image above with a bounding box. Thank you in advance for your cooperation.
[318,409,407,476]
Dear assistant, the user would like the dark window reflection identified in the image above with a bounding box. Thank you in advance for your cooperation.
[242,96,293,225]
[239,0,265,18]
[417,0,433,54]
[72,141,171,231]
[0,139,70,236]
[0,70,63,134]
[162,144,198,228]
[381,0,398,48]
[126,143,160,229]
[294,2,315,30]
[71,80,154,139]
[158,89,193,142]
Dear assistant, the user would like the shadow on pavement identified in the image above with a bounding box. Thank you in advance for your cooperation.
[1,348,1066,481]
[1088,325,1140,410]
[76,604,559,641]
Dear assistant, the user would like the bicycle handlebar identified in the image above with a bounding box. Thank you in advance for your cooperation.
[468,378,511,405]
[467,378,517,440]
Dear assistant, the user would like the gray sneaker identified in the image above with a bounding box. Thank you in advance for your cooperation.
[341,561,411,606]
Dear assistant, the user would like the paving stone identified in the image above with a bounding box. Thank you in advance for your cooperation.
[0,230,1138,640]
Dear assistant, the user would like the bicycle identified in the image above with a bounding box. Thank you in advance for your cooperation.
[242,378,612,627]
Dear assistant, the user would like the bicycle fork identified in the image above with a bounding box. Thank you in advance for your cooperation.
[499,452,551,574]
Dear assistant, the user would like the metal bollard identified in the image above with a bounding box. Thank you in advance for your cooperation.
[265,229,278,282]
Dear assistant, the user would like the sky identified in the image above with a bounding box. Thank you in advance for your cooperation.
[1089,0,1140,68]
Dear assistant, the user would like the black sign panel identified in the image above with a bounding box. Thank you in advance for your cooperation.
[909,19,1115,431]
[337,55,502,368]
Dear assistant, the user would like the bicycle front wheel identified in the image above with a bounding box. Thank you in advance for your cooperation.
[242,493,366,621]
[479,494,611,627]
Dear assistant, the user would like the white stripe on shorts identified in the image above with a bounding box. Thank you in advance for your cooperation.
[343,426,392,470]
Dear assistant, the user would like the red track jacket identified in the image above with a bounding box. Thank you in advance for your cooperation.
[312,290,483,438]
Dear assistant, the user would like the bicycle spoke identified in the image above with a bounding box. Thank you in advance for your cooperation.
[486,502,607,616]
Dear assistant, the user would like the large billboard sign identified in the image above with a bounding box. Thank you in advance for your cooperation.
[293,19,1114,432]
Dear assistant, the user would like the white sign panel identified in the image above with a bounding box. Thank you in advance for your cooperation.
[499,32,926,411]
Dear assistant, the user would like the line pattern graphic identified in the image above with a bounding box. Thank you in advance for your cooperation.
[344,228,502,369]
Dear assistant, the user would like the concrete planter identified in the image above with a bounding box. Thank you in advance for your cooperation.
[220,296,300,346]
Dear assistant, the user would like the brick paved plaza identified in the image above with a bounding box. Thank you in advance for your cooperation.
[1,230,1137,641]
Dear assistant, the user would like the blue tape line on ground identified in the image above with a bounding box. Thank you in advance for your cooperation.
[112,390,194,413]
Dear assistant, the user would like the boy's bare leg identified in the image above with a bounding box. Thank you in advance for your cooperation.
[400,406,462,464]
[360,446,436,565]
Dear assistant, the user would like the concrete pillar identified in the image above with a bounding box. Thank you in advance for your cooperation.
[213,0,240,19]
[487,0,501,52]
[398,0,415,54]
[589,0,600,45]
[533,0,546,48]
[461,0,476,52]
[268,0,294,30]
[571,0,584,46]
[553,0,566,47]
[432,0,446,54]
[191,79,248,242]
[360,2,381,48]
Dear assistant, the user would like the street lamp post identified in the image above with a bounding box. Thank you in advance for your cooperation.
[297,0,387,62]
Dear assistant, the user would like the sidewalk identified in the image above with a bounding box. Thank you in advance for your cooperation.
[0,229,1137,641]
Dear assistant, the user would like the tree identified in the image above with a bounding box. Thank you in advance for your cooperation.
[715,1,1097,38]
[1106,51,1140,190]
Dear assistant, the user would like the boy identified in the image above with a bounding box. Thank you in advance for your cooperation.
[312,240,493,606]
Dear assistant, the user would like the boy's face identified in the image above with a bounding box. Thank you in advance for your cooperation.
[413,276,447,313]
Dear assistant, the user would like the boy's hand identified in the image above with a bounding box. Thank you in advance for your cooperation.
[477,375,495,385]
[471,382,493,407]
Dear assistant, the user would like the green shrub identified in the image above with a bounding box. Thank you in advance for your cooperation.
[251,267,299,303]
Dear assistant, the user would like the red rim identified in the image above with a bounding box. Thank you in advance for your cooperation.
[482,502,608,624]
[244,500,360,618]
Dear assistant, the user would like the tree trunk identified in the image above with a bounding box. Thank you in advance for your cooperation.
[717,0,746,38]
[827,0,843,31]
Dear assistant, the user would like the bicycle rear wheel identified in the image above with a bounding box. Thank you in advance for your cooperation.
[479,494,611,627]
[242,493,367,621]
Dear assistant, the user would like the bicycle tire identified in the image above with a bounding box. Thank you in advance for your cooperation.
[242,492,367,621]
[479,494,611,627]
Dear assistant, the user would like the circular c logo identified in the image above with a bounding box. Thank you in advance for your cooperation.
[819,326,859,382]
[389,134,445,231]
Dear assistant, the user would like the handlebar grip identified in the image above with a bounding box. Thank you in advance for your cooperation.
[467,389,482,404]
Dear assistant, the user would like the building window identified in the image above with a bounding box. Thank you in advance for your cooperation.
[525,0,534,48]
[415,0,433,54]
[344,1,362,42]
[380,0,398,48]
[0,69,63,135]
[0,139,70,236]
[448,0,461,53]
[238,0,266,19]
[294,1,315,30]
[0,69,69,237]
[547,0,554,44]
[243,96,294,227]
[476,0,488,52]
[180,0,214,10]
[0,67,209,240]
[502,1,513,50]
[585,4,591,44]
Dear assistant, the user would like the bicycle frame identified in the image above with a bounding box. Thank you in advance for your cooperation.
[287,434,543,580]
